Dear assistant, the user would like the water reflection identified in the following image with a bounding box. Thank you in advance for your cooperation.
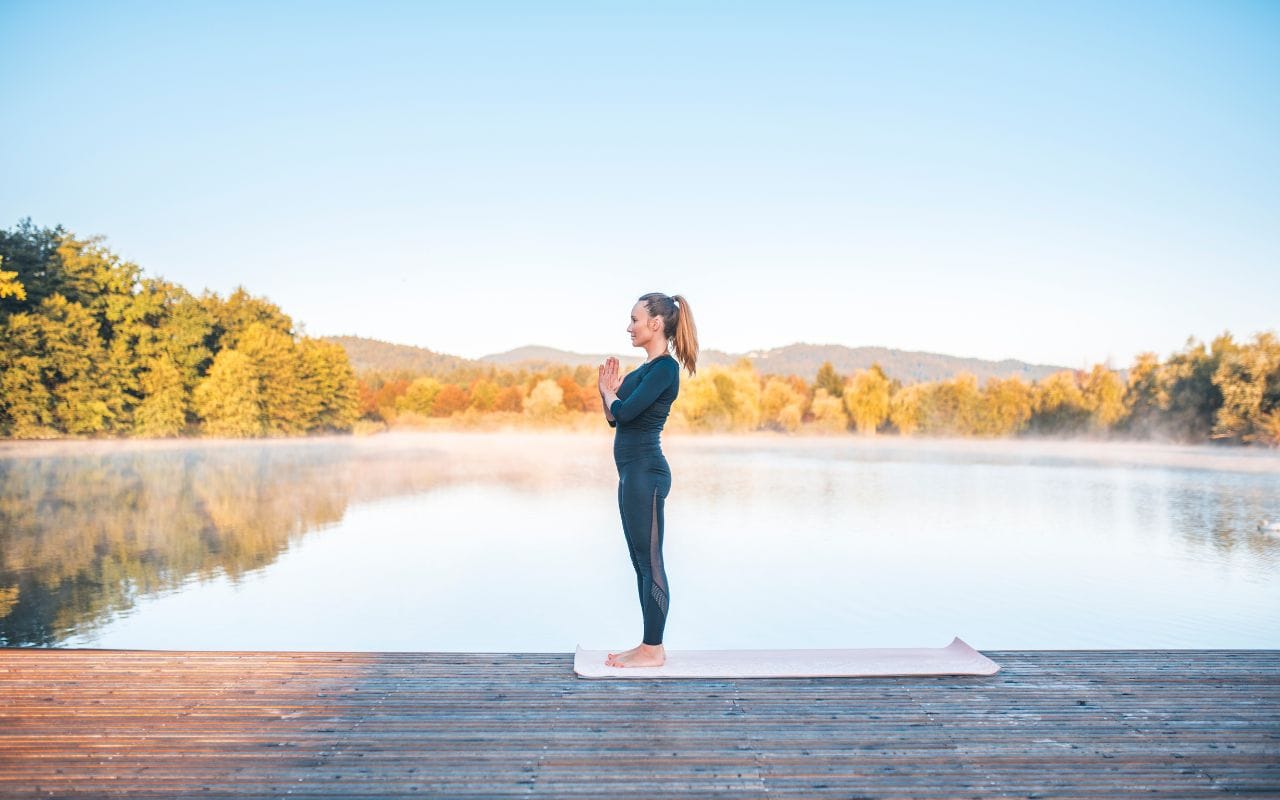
[1,432,1277,649]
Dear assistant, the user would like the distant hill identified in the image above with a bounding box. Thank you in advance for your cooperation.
[325,335,1076,385]
[322,335,474,375]
[723,342,1074,385]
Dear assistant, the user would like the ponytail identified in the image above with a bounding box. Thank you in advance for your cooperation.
[670,294,699,376]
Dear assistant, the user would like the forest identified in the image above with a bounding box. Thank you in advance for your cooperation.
[2,219,1277,446]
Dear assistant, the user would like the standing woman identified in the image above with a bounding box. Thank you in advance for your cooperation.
[598,293,699,668]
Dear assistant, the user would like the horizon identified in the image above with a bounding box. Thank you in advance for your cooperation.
[3,1,1276,368]
[325,331,1105,371]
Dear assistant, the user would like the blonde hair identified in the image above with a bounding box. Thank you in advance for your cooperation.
[638,292,699,376]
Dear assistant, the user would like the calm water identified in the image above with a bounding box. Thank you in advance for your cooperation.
[2,431,1277,651]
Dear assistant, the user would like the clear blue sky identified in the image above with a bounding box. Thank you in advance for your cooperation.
[2,0,1276,369]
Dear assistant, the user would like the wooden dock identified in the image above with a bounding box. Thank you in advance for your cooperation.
[1,647,1276,798]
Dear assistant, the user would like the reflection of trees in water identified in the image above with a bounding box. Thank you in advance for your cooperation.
[0,440,476,646]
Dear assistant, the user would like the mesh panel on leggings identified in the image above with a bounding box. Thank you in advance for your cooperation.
[649,487,669,616]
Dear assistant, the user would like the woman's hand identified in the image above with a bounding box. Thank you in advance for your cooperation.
[598,357,622,395]
[607,357,623,393]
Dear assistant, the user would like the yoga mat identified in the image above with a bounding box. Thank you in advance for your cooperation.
[573,635,1000,678]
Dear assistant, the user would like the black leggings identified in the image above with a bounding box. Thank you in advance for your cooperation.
[616,454,672,645]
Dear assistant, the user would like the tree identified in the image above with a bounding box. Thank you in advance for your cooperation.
[1081,364,1126,433]
[38,294,115,435]
[134,354,188,437]
[761,377,804,432]
[297,337,360,431]
[843,363,891,435]
[398,376,444,416]
[1212,331,1280,444]
[0,254,26,301]
[977,375,1034,436]
[236,322,305,435]
[200,286,293,352]
[194,349,264,437]
[468,378,500,412]
[0,312,55,437]
[1160,335,1227,442]
[814,361,844,398]
[809,387,848,433]
[493,385,525,412]
[1121,351,1164,438]
[917,373,982,436]
[889,383,925,436]
[433,383,470,416]
[525,379,565,419]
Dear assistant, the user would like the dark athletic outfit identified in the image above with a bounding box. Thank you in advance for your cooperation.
[607,353,680,645]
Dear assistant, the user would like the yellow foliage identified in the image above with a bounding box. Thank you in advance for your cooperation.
[810,387,848,433]
[525,378,565,419]
[844,366,891,435]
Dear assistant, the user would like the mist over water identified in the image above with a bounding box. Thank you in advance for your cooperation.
[2,431,1276,651]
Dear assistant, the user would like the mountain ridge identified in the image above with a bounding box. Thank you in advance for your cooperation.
[322,335,1081,385]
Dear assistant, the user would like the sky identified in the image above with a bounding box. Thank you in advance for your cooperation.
[2,0,1276,370]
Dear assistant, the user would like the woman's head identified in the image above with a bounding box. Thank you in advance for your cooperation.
[629,292,699,375]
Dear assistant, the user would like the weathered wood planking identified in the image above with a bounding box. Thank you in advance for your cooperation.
[0,647,1276,798]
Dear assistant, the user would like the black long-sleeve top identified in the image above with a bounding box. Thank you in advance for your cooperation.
[608,353,680,464]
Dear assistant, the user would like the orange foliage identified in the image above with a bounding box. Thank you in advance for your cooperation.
[493,385,524,412]
[556,375,589,412]
[433,383,470,416]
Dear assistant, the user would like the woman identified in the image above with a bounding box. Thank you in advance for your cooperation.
[597,292,699,668]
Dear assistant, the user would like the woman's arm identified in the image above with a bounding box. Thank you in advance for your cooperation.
[607,359,677,424]
[601,387,617,427]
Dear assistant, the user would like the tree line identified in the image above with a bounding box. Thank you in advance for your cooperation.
[0,219,358,437]
[2,219,1276,445]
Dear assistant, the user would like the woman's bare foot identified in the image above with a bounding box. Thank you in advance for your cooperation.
[606,644,642,662]
[606,643,665,668]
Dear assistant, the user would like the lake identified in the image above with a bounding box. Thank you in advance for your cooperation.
[1,430,1277,651]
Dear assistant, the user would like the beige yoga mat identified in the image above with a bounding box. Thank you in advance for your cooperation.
[573,635,1000,678]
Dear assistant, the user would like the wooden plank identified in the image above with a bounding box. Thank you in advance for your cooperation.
[0,647,1276,798]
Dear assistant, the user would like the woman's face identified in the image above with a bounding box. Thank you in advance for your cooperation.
[627,301,659,347]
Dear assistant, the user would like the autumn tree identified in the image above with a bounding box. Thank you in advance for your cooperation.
[814,361,844,398]
[1030,371,1090,436]
[976,376,1034,436]
[809,387,848,432]
[761,376,805,432]
[1212,331,1280,445]
[843,363,891,435]
[194,349,264,437]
